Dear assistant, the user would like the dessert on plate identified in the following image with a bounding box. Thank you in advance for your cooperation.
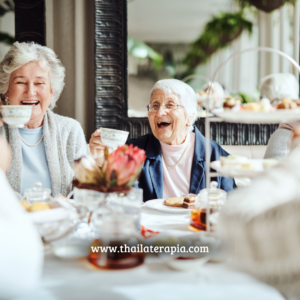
[164,197,185,207]
[164,194,197,209]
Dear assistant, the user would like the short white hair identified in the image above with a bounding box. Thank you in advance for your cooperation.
[259,73,299,105]
[0,42,65,109]
[149,79,198,129]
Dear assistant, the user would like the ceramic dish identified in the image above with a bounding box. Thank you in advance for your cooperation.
[146,232,219,270]
[27,198,79,243]
[166,256,210,271]
[52,238,91,259]
[0,105,32,127]
[100,127,129,150]
[144,199,192,214]
[215,109,300,124]
[211,159,278,178]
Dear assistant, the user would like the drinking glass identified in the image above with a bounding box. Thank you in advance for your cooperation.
[106,188,143,231]
[66,188,106,238]
[190,181,227,232]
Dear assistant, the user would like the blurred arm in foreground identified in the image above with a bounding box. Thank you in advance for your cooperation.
[220,133,300,300]
[0,135,43,299]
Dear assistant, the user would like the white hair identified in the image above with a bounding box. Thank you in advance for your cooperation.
[0,42,65,109]
[149,79,198,131]
[259,73,299,105]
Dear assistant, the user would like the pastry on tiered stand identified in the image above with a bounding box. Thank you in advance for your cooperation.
[276,97,298,109]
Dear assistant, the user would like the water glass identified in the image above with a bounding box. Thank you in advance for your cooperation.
[106,188,143,231]
[67,188,105,219]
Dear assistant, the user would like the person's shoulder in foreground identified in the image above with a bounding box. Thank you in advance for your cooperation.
[0,136,43,299]
[264,128,294,160]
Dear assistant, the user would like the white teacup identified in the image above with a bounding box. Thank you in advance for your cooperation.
[0,105,33,128]
[100,128,129,150]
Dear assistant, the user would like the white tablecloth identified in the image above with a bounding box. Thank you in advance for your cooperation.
[20,207,285,300]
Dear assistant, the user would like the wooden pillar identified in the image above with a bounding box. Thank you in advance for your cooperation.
[94,0,128,130]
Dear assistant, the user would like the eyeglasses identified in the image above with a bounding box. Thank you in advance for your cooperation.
[147,103,184,112]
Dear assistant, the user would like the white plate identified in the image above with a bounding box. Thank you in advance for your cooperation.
[197,111,214,118]
[211,160,270,178]
[144,199,192,214]
[215,109,300,124]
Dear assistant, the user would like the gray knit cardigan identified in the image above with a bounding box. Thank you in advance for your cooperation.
[0,109,87,196]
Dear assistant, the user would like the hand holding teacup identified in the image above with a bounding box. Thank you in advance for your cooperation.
[89,128,129,166]
[89,129,106,157]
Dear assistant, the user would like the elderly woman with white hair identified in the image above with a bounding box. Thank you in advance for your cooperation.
[261,73,300,160]
[0,42,87,196]
[90,79,235,201]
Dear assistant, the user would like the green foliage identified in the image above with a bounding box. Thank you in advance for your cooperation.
[0,32,14,45]
[184,12,252,70]
[0,0,14,45]
[238,92,255,103]
[0,0,14,17]
[128,37,163,69]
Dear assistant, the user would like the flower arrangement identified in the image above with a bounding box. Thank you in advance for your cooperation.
[72,144,146,193]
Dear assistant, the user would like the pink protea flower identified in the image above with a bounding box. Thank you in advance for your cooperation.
[73,144,146,191]
[105,144,146,188]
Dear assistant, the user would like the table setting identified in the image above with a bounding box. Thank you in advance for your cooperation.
[15,129,286,300]
[1,100,291,300]
[18,201,285,300]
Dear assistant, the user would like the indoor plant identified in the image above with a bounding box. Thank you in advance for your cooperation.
[183,11,253,70]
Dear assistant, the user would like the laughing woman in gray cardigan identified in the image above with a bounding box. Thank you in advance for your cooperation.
[0,42,87,196]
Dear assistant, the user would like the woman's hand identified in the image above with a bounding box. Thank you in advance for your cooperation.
[89,129,107,166]
[89,129,106,156]
[0,135,12,172]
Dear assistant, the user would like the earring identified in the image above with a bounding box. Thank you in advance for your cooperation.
[5,97,9,105]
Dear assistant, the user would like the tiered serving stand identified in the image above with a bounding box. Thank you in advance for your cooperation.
[204,47,300,232]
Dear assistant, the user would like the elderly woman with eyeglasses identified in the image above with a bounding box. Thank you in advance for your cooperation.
[0,42,87,196]
[90,79,235,201]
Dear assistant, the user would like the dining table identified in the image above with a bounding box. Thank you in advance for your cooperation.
[19,205,285,300]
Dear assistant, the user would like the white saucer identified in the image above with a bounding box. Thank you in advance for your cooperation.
[211,160,277,178]
[215,109,300,124]
[144,199,192,214]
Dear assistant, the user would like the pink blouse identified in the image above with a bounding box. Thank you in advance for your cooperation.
[159,132,195,198]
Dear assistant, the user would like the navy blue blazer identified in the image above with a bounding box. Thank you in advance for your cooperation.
[127,126,236,202]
